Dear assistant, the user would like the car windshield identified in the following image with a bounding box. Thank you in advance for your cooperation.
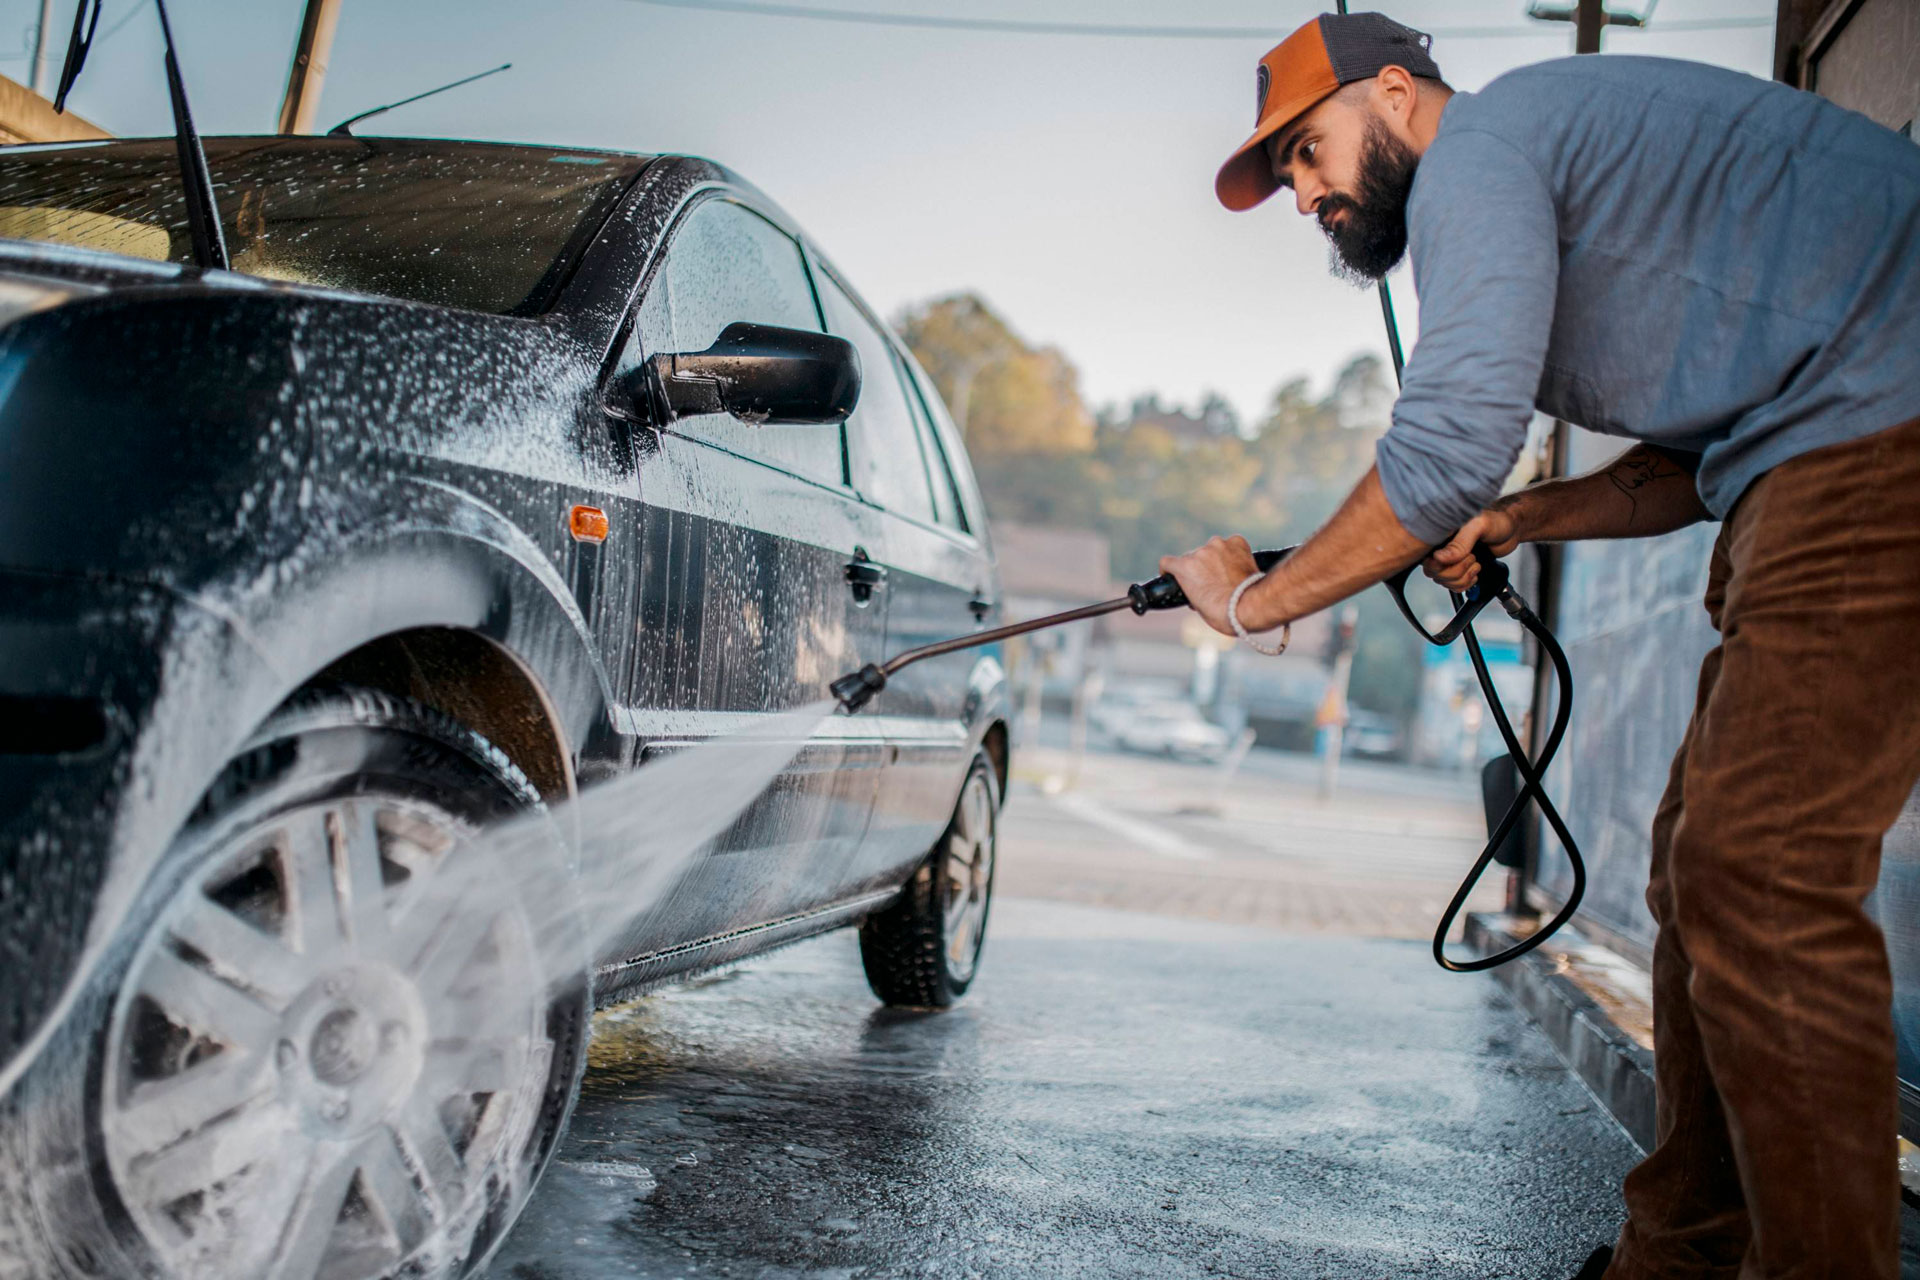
[0,137,646,315]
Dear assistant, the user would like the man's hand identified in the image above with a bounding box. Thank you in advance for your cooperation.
[1159,535,1261,636]
[1157,470,1428,639]
[1422,503,1521,591]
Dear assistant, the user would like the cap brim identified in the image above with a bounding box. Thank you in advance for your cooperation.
[1214,85,1336,212]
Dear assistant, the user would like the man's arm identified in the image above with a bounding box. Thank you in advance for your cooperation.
[1370,128,1560,548]
[1158,444,1711,634]
[1423,443,1709,590]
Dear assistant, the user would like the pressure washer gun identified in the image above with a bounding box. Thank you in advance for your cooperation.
[829,544,1510,714]
[832,548,1285,715]
[829,539,1578,975]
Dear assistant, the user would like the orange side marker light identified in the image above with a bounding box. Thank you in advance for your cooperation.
[569,505,609,543]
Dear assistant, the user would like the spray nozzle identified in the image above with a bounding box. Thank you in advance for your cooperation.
[832,663,888,713]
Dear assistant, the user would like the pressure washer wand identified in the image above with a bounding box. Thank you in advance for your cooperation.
[830,548,1296,713]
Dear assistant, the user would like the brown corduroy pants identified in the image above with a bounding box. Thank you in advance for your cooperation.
[1606,416,1920,1279]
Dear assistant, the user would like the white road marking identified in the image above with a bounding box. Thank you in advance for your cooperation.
[1048,790,1213,862]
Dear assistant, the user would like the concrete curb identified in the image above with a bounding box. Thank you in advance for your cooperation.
[1466,913,1656,1153]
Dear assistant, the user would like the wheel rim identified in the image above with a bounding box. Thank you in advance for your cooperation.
[941,770,996,986]
[101,796,553,1280]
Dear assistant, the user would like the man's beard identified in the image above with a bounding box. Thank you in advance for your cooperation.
[1317,117,1419,285]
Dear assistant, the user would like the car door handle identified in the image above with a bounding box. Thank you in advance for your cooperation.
[969,596,993,620]
[845,554,887,606]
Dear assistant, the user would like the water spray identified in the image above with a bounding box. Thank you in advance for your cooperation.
[449,699,842,997]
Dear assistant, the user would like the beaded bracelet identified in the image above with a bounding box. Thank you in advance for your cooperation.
[1228,572,1290,656]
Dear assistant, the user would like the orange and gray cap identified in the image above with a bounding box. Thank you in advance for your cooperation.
[1215,11,1440,212]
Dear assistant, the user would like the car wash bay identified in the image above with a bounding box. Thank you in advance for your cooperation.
[480,2,1920,1270]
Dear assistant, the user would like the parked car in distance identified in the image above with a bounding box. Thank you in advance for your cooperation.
[0,135,1008,1280]
[1343,709,1407,761]
[1110,701,1232,763]
[1087,680,1184,740]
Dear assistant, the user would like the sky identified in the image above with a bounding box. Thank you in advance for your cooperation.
[3,0,1775,423]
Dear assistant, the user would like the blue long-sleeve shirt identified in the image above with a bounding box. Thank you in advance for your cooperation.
[1375,55,1920,545]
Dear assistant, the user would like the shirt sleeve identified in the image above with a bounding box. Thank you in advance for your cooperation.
[1375,127,1560,546]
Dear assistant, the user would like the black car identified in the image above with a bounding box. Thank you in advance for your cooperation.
[0,136,1008,1280]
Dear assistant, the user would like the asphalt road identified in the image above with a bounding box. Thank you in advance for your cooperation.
[489,900,1640,1279]
[995,744,1506,938]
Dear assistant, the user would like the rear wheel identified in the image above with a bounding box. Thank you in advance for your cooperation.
[859,749,999,1008]
[10,687,588,1280]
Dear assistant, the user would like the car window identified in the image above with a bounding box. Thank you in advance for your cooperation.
[899,355,969,533]
[898,349,981,537]
[903,386,959,528]
[631,197,843,485]
[815,269,936,523]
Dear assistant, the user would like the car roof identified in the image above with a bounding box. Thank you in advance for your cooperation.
[2,134,659,172]
[0,134,667,328]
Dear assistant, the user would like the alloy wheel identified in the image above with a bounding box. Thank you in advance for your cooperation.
[941,769,996,986]
[100,795,552,1280]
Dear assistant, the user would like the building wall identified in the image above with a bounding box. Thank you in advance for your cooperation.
[1806,0,1920,134]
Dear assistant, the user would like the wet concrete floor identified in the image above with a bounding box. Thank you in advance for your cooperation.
[491,899,1641,1279]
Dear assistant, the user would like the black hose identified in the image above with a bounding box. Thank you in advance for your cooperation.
[1429,590,1585,971]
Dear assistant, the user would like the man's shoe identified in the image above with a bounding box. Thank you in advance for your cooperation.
[1568,1244,1612,1279]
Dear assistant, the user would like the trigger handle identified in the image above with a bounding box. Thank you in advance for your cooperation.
[1383,542,1510,645]
[1128,546,1295,614]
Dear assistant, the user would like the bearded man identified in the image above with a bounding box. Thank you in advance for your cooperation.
[1157,11,1920,1279]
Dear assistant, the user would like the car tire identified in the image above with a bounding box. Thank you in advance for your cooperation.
[4,686,589,1280]
[858,749,1000,1009]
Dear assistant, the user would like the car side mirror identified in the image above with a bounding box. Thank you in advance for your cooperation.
[622,322,862,426]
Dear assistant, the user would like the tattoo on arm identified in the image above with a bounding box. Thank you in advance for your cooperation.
[1605,447,1685,524]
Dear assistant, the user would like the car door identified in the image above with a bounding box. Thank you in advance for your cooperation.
[812,260,988,882]
[594,193,892,973]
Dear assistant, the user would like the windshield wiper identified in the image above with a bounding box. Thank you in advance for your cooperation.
[326,63,513,138]
[55,0,228,272]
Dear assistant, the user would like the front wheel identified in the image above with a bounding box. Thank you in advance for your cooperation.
[859,749,1000,1009]
[8,687,588,1280]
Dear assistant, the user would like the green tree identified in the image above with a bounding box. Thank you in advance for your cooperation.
[895,294,1093,459]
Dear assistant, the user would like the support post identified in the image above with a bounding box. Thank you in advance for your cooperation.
[1575,0,1606,53]
[30,0,55,97]
[276,0,342,135]
[1772,0,1838,86]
